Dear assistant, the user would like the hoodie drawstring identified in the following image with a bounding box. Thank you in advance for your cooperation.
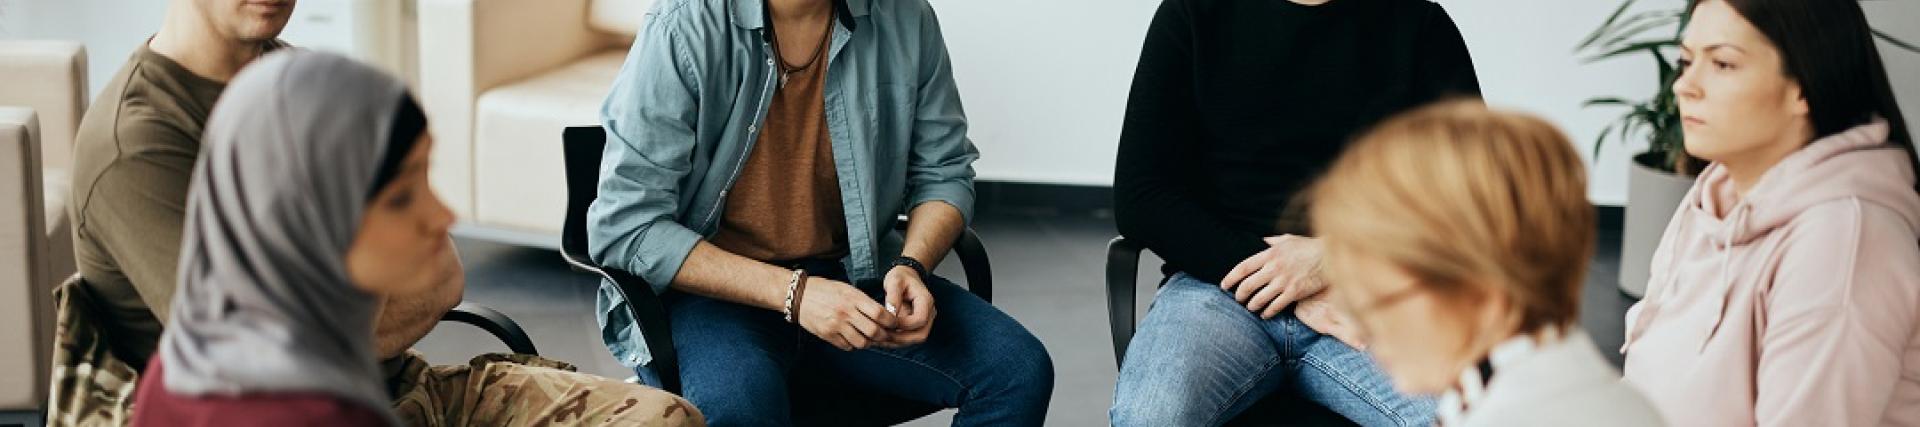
[1623,202,1751,355]
[1698,205,1749,352]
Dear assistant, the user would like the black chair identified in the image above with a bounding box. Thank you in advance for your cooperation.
[439,302,539,355]
[1107,236,1357,427]
[559,126,994,408]
[19,283,538,427]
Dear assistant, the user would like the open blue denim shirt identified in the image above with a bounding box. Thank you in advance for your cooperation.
[588,0,979,371]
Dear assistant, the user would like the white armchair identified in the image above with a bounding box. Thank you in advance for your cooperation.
[0,40,86,425]
[417,0,648,246]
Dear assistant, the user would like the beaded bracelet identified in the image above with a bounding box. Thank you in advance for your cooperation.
[782,268,809,323]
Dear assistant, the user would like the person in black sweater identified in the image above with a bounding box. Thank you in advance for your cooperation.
[1108,0,1481,425]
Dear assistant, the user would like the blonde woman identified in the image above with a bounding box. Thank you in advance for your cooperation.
[1308,101,1664,426]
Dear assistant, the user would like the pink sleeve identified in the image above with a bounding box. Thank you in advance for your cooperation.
[1755,200,1920,427]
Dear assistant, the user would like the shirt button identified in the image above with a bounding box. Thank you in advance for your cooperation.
[766,59,774,66]
[748,125,757,133]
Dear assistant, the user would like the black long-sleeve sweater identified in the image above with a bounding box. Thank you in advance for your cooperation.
[1113,0,1482,284]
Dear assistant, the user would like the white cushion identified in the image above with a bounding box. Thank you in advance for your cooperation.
[590,0,653,41]
[471,50,627,235]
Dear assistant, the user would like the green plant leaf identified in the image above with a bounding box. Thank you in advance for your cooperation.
[1593,123,1615,158]
[1583,39,1680,63]
[1874,29,1920,53]
[1620,111,1641,143]
[1658,122,1686,162]
[1597,12,1682,50]
[1578,0,1641,50]
[1609,110,1633,143]
[1584,97,1633,107]
[1653,48,1675,82]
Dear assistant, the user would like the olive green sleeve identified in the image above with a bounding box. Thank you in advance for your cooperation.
[80,116,198,322]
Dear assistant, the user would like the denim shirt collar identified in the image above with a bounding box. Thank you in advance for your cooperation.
[731,0,869,31]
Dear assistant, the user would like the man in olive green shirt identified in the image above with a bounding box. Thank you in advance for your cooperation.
[69,0,311,368]
[74,0,461,370]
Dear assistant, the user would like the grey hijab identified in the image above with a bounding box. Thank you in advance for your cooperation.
[158,50,413,421]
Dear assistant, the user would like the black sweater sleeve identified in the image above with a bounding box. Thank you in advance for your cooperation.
[1415,4,1483,101]
[1112,0,1268,284]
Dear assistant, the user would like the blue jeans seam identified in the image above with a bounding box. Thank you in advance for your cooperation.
[868,347,970,402]
[1204,355,1285,427]
[1277,313,1296,358]
[1298,352,1408,427]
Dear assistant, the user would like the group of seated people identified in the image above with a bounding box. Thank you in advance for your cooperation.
[49,0,1918,425]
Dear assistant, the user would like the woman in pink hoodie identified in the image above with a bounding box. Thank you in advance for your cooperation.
[1620,0,1920,425]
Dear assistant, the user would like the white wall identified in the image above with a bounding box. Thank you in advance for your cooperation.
[1450,0,1670,205]
[0,0,410,98]
[936,0,1920,205]
[0,0,167,95]
[935,0,1157,186]
[1866,1,1920,175]
[9,0,1917,205]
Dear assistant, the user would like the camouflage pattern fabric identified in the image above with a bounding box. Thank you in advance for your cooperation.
[45,272,699,427]
[389,350,703,426]
[46,275,139,427]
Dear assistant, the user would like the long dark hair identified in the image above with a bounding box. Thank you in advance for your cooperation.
[1692,0,1917,188]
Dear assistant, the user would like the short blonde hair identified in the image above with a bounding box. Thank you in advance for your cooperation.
[1308,100,1594,334]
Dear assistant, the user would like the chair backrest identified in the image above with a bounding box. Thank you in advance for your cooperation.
[561,126,606,270]
[0,40,86,171]
[0,107,51,410]
[558,126,684,393]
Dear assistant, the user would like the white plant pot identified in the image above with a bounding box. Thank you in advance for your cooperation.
[1619,152,1696,298]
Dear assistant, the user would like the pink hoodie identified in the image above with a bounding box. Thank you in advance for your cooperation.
[1621,120,1920,426]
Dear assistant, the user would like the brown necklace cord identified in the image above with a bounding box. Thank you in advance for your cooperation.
[768,10,835,86]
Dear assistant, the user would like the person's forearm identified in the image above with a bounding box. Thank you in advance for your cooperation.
[900,202,963,270]
[96,146,198,323]
[670,242,795,312]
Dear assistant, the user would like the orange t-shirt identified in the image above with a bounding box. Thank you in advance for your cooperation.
[709,29,848,262]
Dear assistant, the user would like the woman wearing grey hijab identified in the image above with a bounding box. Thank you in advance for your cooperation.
[129,50,444,426]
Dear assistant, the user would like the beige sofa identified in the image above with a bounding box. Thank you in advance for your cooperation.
[417,0,649,246]
[0,40,86,423]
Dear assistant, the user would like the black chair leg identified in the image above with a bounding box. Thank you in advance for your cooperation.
[1106,237,1143,367]
[955,228,993,303]
[630,290,681,393]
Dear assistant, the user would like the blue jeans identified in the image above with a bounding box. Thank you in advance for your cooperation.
[1111,273,1435,427]
[659,271,1053,426]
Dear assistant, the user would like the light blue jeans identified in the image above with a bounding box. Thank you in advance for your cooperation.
[1111,273,1435,427]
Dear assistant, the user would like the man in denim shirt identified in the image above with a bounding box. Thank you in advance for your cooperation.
[590,0,1053,424]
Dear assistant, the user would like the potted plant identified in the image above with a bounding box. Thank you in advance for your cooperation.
[1578,0,1918,298]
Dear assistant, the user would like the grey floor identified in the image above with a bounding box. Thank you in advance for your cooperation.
[413,210,1634,426]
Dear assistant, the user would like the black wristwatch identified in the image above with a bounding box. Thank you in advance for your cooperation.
[891,256,929,280]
